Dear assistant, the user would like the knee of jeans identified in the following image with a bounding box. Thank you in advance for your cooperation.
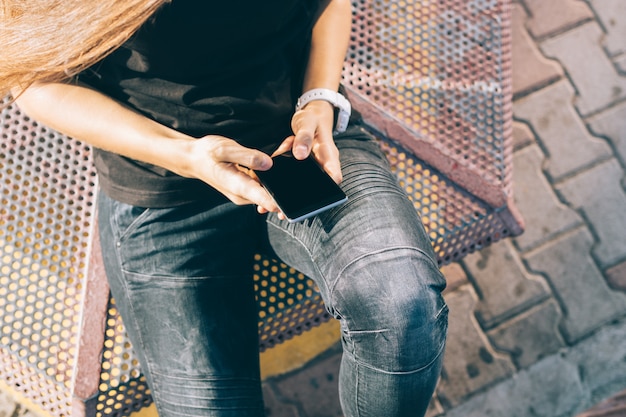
[332,247,448,373]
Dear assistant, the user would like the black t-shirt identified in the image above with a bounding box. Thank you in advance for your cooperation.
[79,0,318,207]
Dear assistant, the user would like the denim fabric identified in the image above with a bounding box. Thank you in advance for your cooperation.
[97,124,448,417]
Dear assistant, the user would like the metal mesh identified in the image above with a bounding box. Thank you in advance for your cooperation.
[1,0,518,415]
[344,0,513,205]
[0,98,98,416]
[94,299,151,417]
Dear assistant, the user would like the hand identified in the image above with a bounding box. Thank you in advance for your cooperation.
[182,135,281,214]
[282,100,342,184]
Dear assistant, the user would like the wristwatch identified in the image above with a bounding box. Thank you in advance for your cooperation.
[295,88,351,134]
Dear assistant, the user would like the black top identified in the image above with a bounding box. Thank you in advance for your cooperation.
[79,0,318,207]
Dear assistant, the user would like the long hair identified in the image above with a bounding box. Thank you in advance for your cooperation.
[0,0,168,98]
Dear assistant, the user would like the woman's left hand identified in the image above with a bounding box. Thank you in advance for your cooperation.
[276,100,342,184]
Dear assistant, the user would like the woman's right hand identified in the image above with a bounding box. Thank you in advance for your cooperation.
[15,82,282,214]
[181,135,280,214]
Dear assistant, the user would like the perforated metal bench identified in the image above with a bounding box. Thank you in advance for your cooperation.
[0,0,522,415]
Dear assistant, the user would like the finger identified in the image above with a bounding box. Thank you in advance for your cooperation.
[213,163,279,212]
[272,136,295,157]
[312,142,343,184]
[213,141,273,171]
[291,111,316,160]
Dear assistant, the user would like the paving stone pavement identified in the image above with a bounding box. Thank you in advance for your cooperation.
[3,1,626,416]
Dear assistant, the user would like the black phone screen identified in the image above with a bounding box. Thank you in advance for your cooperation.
[255,153,347,223]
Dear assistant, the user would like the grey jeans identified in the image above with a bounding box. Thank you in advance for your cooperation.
[97,125,448,417]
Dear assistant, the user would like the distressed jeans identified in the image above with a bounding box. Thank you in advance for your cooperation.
[97,124,448,417]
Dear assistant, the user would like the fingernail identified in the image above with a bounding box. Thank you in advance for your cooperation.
[294,145,308,158]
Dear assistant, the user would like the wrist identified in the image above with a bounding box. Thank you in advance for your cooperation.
[295,88,351,134]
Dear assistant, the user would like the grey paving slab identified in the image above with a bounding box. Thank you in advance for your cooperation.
[514,79,612,181]
[439,354,586,417]
[524,227,626,343]
[512,144,583,252]
[263,383,302,417]
[436,318,626,417]
[587,100,626,166]
[523,0,594,39]
[512,4,564,96]
[512,121,535,151]
[587,0,626,56]
[426,396,445,417]
[557,158,626,268]
[606,261,626,292]
[271,351,343,417]
[540,22,626,116]
[615,53,626,73]
[487,299,565,369]
[565,319,626,407]
[441,263,468,295]
[463,239,549,329]
[436,287,515,407]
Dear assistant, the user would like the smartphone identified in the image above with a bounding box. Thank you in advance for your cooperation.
[254,153,348,223]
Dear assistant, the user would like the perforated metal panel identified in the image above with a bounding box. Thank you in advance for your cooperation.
[1,0,521,416]
[95,299,151,417]
[0,97,98,416]
[344,0,515,208]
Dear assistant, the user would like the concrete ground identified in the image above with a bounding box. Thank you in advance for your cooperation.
[2,0,626,416]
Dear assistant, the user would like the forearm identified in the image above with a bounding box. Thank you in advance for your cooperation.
[14,81,279,211]
[14,82,195,178]
[303,0,352,92]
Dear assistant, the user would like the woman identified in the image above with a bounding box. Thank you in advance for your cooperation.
[1,0,448,416]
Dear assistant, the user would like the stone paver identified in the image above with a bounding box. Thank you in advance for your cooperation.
[426,396,445,417]
[442,318,626,417]
[615,53,626,73]
[606,261,626,293]
[441,262,468,295]
[587,0,626,57]
[444,354,587,417]
[436,287,514,407]
[486,299,565,369]
[541,22,626,116]
[463,239,549,329]
[523,0,594,39]
[524,227,626,343]
[263,384,301,417]
[578,389,626,417]
[557,158,626,269]
[586,100,626,166]
[512,144,583,251]
[511,3,563,97]
[272,350,343,417]
[514,79,612,181]
[512,121,535,151]
[566,320,626,408]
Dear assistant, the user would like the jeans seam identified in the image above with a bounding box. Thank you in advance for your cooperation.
[266,220,331,300]
[114,206,152,243]
[329,245,442,298]
[112,233,165,412]
[352,318,448,376]
[150,369,261,382]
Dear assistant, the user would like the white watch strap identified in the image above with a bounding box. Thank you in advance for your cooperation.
[295,88,351,133]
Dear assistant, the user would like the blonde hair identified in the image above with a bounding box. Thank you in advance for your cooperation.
[0,0,168,98]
